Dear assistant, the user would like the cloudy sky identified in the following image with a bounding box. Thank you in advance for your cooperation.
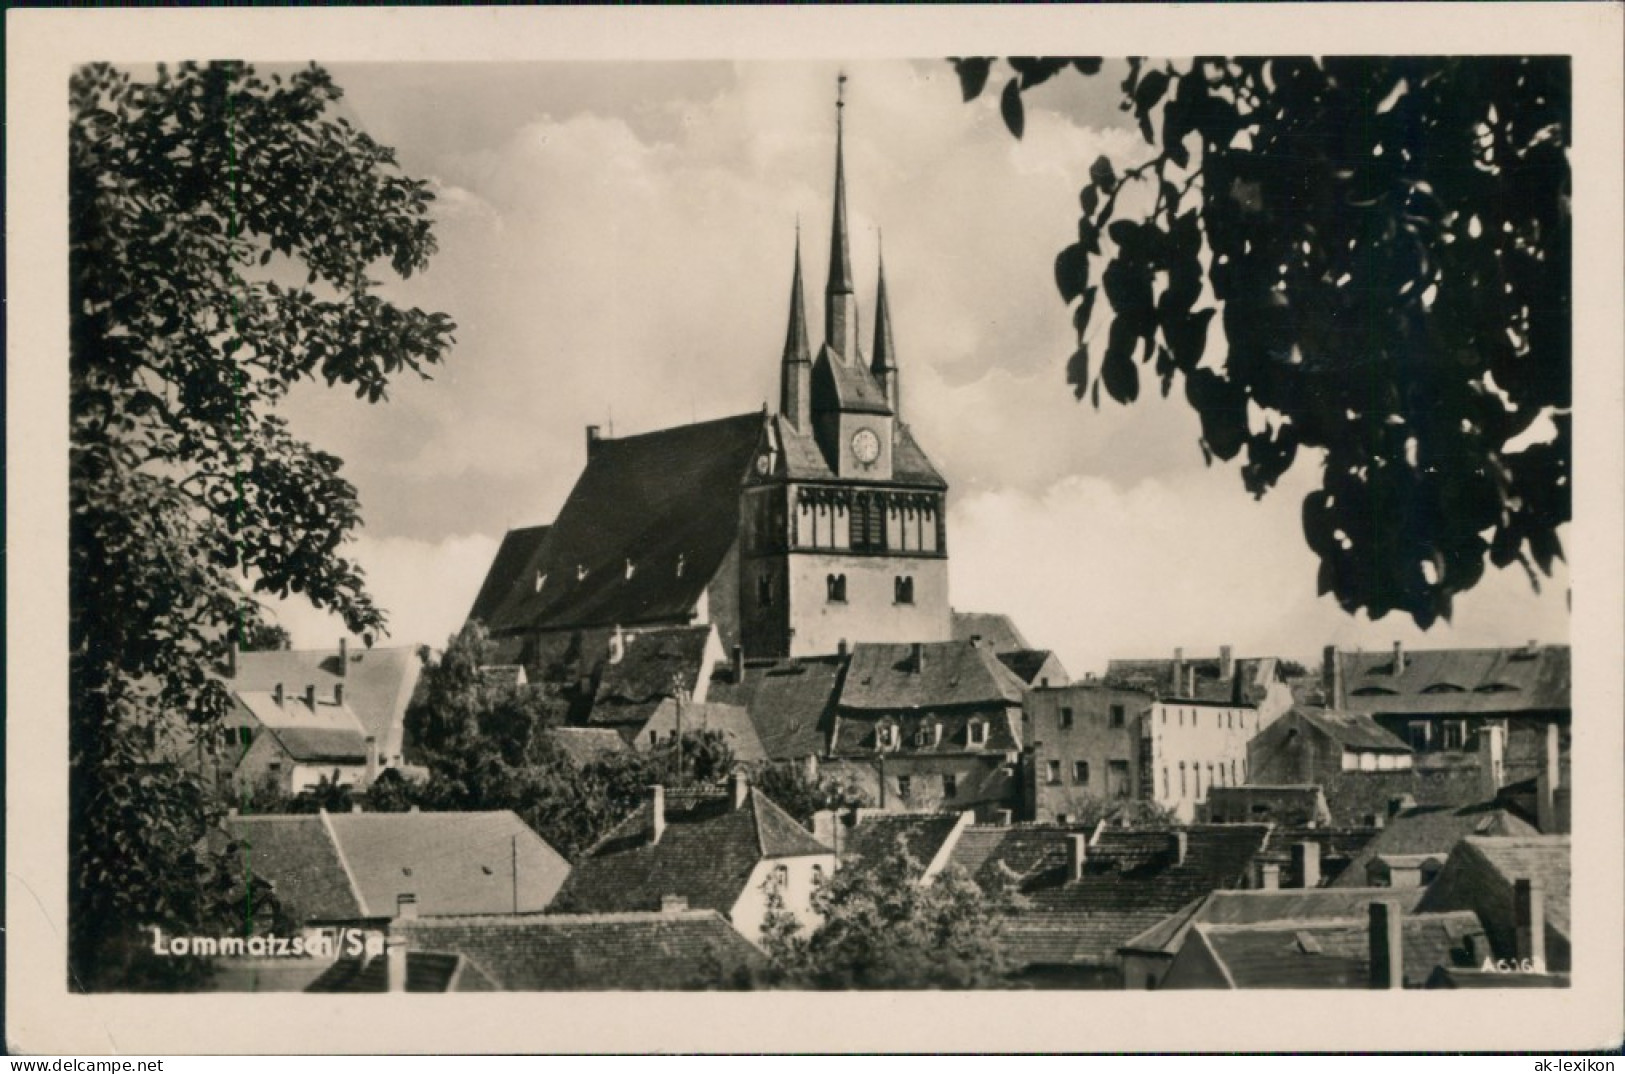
[266,59,1569,674]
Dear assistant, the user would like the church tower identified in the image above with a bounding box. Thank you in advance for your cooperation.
[739,78,952,659]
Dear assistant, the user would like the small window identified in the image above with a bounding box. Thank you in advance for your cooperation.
[1162,767,1170,798]
[812,864,825,885]
[1441,720,1467,751]
[757,574,774,608]
[898,775,912,798]
[942,773,958,798]
[1060,707,1074,730]
[1179,762,1187,797]
[826,573,847,603]
[877,725,898,751]
[1110,704,1126,728]
[649,731,658,746]
[1073,761,1090,786]
[894,576,915,605]
[1045,760,1062,785]
[968,721,988,747]
[773,863,789,889]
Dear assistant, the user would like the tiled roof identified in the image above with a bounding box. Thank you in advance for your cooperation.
[812,343,891,415]
[305,951,480,993]
[996,649,1062,686]
[944,824,1271,968]
[1419,835,1570,941]
[226,810,571,922]
[706,655,844,760]
[841,813,967,877]
[950,611,1030,653]
[398,910,767,990]
[482,413,764,635]
[1204,785,1331,827]
[766,415,946,489]
[231,645,424,762]
[1255,826,1381,886]
[840,641,1028,711]
[1331,803,1538,888]
[1122,887,1430,956]
[267,726,369,764]
[829,708,1021,756]
[590,625,714,716]
[1297,709,1413,752]
[892,423,948,488]
[467,524,551,626]
[1105,656,1234,701]
[543,727,630,766]
[635,699,767,763]
[551,788,831,916]
[1184,911,1487,988]
[1337,645,1570,715]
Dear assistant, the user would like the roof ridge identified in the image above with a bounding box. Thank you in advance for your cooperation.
[592,410,763,447]
[318,808,370,918]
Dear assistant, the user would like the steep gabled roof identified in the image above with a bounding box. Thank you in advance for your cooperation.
[1182,911,1487,989]
[839,641,1027,712]
[1338,645,1570,715]
[551,788,830,917]
[951,611,1031,653]
[1122,887,1430,957]
[543,727,630,766]
[1297,708,1414,752]
[811,343,891,415]
[1331,802,1539,888]
[1419,835,1571,941]
[635,699,768,763]
[706,655,845,761]
[220,815,366,922]
[482,413,764,635]
[467,525,552,626]
[841,812,968,879]
[592,626,715,708]
[996,649,1064,686]
[231,646,424,762]
[397,910,767,990]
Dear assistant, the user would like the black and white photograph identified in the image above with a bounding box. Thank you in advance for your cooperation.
[8,3,1624,1056]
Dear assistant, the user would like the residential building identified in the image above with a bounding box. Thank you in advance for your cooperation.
[705,651,843,768]
[549,774,835,945]
[468,92,951,663]
[1246,708,1424,826]
[1023,682,1151,822]
[1106,646,1296,726]
[1119,886,1431,990]
[1201,785,1332,828]
[1416,835,1571,972]
[1144,697,1265,821]
[228,684,377,797]
[943,822,1271,987]
[823,639,1025,817]
[825,809,975,879]
[1330,800,1539,890]
[632,697,767,763]
[221,810,571,927]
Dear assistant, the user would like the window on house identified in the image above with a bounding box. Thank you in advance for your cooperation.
[757,574,773,607]
[1407,722,1431,751]
[851,494,886,551]
[1073,761,1090,785]
[773,863,789,889]
[943,773,957,798]
[1046,760,1062,785]
[1108,760,1131,798]
[968,721,988,747]
[1441,720,1467,751]
[649,730,658,746]
[826,574,847,602]
[1060,707,1074,730]
[812,864,825,886]
[1110,704,1126,729]
[894,575,914,604]
[877,725,897,750]
[898,775,912,798]
[1162,767,1170,798]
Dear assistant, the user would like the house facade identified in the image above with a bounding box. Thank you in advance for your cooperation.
[1143,697,1266,822]
[1023,682,1151,821]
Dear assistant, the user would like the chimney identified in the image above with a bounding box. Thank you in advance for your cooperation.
[732,644,745,684]
[660,894,689,913]
[731,769,750,809]
[650,784,666,845]
[1188,666,1197,696]
[1478,723,1506,801]
[1173,648,1185,695]
[1293,840,1322,889]
[1067,834,1087,882]
[993,808,1013,827]
[304,684,317,710]
[1391,640,1405,676]
[334,682,345,707]
[1170,831,1188,866]
[273,682,284,705]
[1387,794,1415,820]
[812,809,839,852]
[1514,878,1547,971]
[1536,722,1560,834]
[387,893,418,993]
[364,736,379,784]
[1260,862,1281,890]
[227,639,239,678]
[837,638,848,659]
[338,636,348,676]
[911,642,925,674]
[586,424,602,455]
[1322,645,1342,708]
[1219,645,1234,682]
[1368,901,1404,989]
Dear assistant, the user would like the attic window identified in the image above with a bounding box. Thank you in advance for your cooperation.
[625,558,636,581]
[676,554,686,578]
[534,571,547,593]
[402,867,413,877]
[1475,682,1520,693]
[576,564,588,582]
[1352,685,1400,696]
[967,721,988,747]
[1422,682,1466,694]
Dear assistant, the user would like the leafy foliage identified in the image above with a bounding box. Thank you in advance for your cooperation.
[759,838,1014,989]
[745,762,870,826]
[69,61,455,989]
[956,56,1571,628]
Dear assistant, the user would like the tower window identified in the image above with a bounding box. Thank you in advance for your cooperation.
[852,494,886,551]
[826,574,847,603]
[894,576,914,605]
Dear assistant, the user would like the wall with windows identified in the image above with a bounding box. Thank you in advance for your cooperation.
[820,754,1015,820]
[1023,683,1149,822]
[782,553,950,656]
[730,851,837,947]
[1145,699,1262,822]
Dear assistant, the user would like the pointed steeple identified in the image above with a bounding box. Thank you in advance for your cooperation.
[871,237,899,416]
[780,226,812,430]
[824,74,860,362]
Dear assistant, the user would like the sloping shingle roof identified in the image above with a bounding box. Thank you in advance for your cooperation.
[268,726,369,764]
[706,655,844,760]
[768,415,946,489]
[1420,835,1570,940]
[398,910,767,990]
[996,649,1061,686]
[552,788,830,916]
[467,525,552,626]
[592,626,714,709]
[636,699,767,763]
[1338,645,1570,716]
[1123,887,1431,956]
[840,641,1027,711]
[231,646,423,762]
[1331,804,1539,889]
[1186,911,1487,988]
[221,816,365,922]
[482,413,763,635]
[1297,709,1414,752]
[544,727,630,766]
[812,343,891,415]
[841,813,966,876]
[950,611,1030,653]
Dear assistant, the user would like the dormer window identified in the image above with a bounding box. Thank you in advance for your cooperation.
[534,571,547,593]
[676,554,685,578]
[967,720,988,747]
[575,564,588,582]
[877,724,899,751]
[624,558,636,581]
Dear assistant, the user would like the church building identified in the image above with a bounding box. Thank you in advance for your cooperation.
[469,88,952,662]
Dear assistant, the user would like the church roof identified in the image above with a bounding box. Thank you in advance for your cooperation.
[811,342,892,415]
[767,414,945,489]
[481,413,763,635]
[468,525,550,626]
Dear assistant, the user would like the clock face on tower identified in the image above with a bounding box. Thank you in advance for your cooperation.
[850,428,881,466]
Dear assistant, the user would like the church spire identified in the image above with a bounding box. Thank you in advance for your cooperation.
[780,224,812,430]
[871,235,899,416]
[824,74,860,362]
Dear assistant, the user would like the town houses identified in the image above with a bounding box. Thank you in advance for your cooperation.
[193,85,1575,993]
